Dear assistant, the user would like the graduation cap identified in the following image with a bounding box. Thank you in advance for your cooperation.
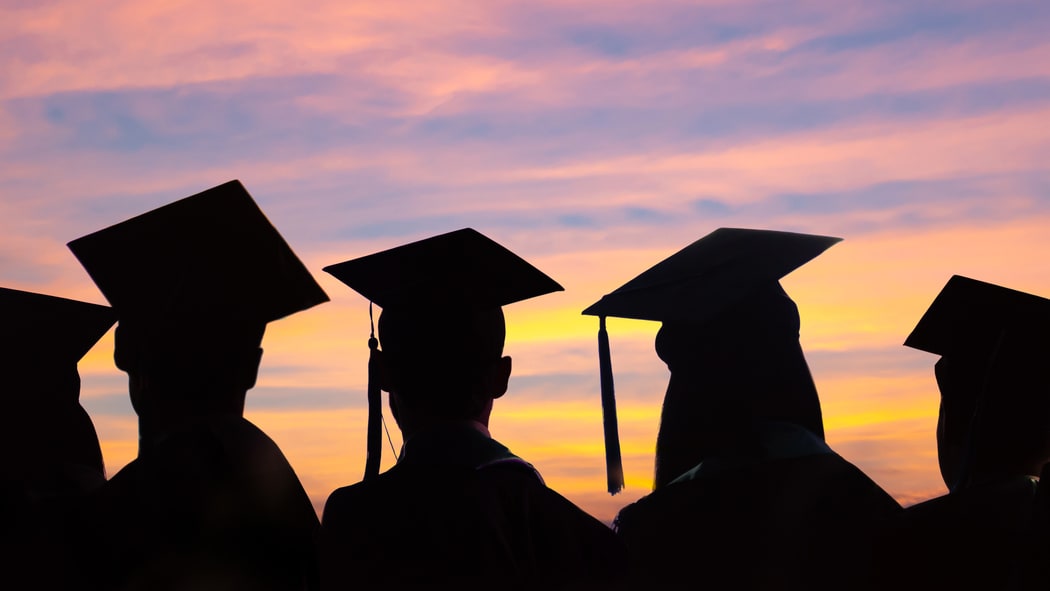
[582,228,842,494]
[67,180,329,341]
[324,228,563,480]
[0,286,115,381]
[904,275,1050,359]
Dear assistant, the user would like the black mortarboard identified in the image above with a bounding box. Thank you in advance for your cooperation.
[67,180,329,333]
[904,275,1050,358]
[324,228,563,480]
[582,228,842,494]
[0,287,115,371]
[324,227,563,311]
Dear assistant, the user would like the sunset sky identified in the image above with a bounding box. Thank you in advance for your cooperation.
[3,0,1050,524]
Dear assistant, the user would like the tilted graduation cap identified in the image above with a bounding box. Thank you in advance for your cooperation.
[67,180,329,335]
[0,287,115,389]
[582,228,842,494]
[905,275,1050,359]
[324,228,563,480]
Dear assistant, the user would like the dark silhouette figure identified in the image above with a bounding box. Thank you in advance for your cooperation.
[877,275,1050,590]
[0,287,115,590]
[67,180,329,590]
[320,228,627,590]
[583,228,901,590]
[1017,461,1050,587]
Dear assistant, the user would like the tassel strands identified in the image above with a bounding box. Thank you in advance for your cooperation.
[598,315,624,494]
[363,303,382,480]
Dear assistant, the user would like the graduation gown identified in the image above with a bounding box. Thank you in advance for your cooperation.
[80,416,319,590]
[320,423,626,590]
[876,475,1043,590]
[1,466,106,590]
[614,421,902,590]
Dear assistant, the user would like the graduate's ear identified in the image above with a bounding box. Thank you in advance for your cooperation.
[240,347,263,391]
[489,355,512,400]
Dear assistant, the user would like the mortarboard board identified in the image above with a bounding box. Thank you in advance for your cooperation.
[582,228,842,494]
[583,228,842,324]
[904,275,1050,359]
[324,227,563,311]
[67,180,329,334]
[0,287,115,372]
[323,227,563,480]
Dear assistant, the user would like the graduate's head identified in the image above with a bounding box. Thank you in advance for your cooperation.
[112,317,267,413]
[654,281,803,379]
[69,180,328,420]
[584,228,840,491]
[933,345,1050,490]
[906,275,1050,490]
[652,283,825,488]
[377,304,509,420]
[655,283,821,421]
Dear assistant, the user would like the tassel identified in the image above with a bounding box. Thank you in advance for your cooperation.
[599,316,625,494]
[363,305,382,480]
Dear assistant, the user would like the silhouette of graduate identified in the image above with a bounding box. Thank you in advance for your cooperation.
[319,228,626,590]
[67,180,329,591]
[0,287,114,590]
[0,287,114,501]
[584,228,901,590]
[878,275,1050,590]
